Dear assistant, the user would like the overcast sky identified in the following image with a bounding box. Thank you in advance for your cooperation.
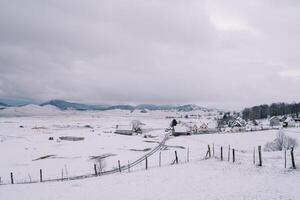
[0,0,300,109]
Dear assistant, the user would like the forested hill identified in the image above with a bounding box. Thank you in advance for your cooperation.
[242,102,300,120]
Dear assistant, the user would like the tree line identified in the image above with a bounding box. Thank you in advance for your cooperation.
[242,102,300,120]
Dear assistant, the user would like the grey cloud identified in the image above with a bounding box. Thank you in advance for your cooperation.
[0,0,300,109]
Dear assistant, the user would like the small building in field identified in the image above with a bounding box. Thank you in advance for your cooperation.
[269,116,281,127]
[172,124,191,136]
[114,125,133,135]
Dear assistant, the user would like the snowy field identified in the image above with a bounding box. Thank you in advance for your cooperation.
[0,109,300,200]
[0,109,173,183]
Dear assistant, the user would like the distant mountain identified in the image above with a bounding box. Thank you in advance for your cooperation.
[135,104,175,110]
[41,100,136,111]
[0,98,34,106]
[0,102,8,110]
[40,100,210,112]
[0,104,62,117]
[0,102,8,107]
[40,100,110,111]
[177,104,207,112]
[107,105,135,111]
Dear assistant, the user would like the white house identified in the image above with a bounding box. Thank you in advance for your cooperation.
[269,116,281,127]
[284,117,295,127]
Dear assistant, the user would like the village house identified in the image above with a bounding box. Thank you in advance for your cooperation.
[199,123,209,131]
[245,120,262,131]
[294,118,300,127]
[191,122,209,134]
[269,116,281,127]
[283,117,296,128]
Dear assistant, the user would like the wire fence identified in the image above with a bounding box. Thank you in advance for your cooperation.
[0,134,298,186]
[0,134,169,186]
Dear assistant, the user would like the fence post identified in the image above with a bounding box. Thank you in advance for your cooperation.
[10,172,14,184]
[228,145,230,161]
[118,160,121,173]
[128,160,130,173]
[187,147,190,162]
[28,174,32,183]
[206,145,211,159]
[145,156,148,170]
[175,151,178,164]
[94,164,98,175]
[40,169,43,182]
[258,146,262,166]
[220,146,223,161]
[291,147,296,169]
[159,151,162,167]
[213,144,215,157]
[284,149,287,168]
[232,149,235,163]
[253,147,255,165]
[64,165,68,179]
[61,169,64,181]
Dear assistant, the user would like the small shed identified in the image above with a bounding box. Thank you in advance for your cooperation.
[270,116,280,127]
[114,125,133,136]
[172,124,191,136]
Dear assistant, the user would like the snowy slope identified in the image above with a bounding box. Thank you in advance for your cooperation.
[0,104,63,117]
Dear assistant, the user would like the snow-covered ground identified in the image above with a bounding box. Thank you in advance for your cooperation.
[0,110,172,182]
[1,155,300,200]
[0,109,300,199]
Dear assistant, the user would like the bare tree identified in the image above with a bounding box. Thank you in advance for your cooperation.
[95,158,106,174]
[131,120,144,133]
[264,129,297,151]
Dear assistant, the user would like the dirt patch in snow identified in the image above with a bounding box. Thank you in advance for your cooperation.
[89,153,116,160]
[59,136,85,141]
[129,148,151,152]
[32,154,56,161]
